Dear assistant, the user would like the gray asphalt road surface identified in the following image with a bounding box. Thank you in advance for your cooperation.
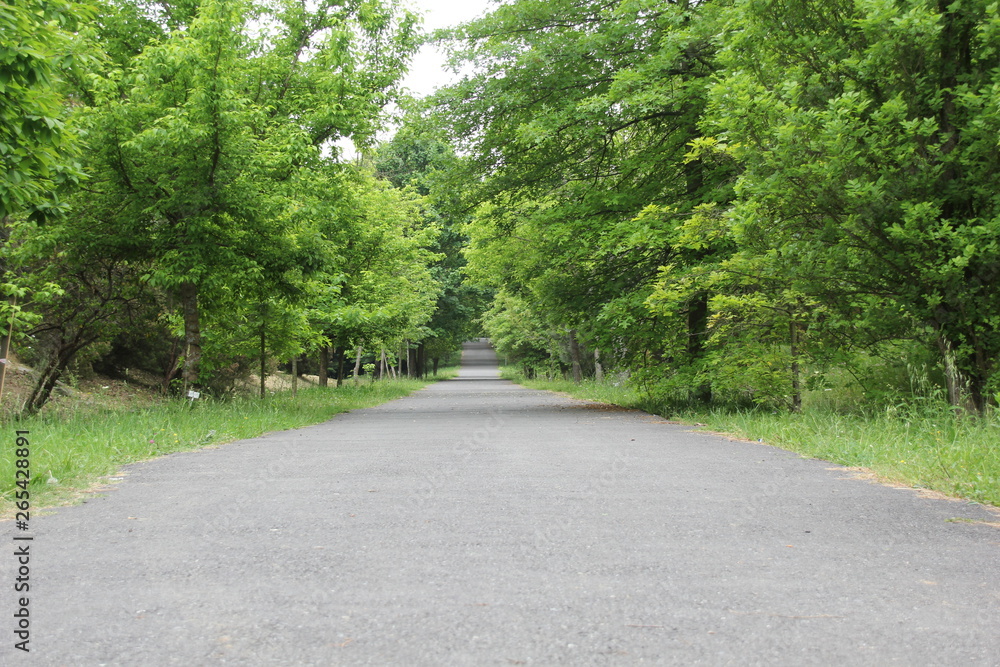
[2,340,998,665]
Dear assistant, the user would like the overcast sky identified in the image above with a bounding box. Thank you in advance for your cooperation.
[400,0,495,98]
[337,0,495,156]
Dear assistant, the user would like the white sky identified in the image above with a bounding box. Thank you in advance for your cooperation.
[400,0,496,98]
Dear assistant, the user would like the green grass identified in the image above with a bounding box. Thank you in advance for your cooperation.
[0,372,456,517]
[504,368,1000,507]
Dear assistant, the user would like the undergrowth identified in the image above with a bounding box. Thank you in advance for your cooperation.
[503,368,1000,507]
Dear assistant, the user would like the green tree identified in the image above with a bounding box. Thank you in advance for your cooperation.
[434,0,732,385]
[307,166,439,383]
[376,127,488,373]
[707,0,1000,413]
[71,0,418,388]
[0,0,92,221]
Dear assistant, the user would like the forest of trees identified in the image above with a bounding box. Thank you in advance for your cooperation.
[1,0,485,414]
[2,0,999,416]
[429,0,1000,416]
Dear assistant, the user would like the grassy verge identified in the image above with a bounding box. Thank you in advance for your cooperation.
[0,372,456,517]
[504,369,1000,508]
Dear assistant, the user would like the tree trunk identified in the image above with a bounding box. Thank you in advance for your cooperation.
[0,223,12,406]
[318,345,329,388]
[353,345,363,385]
[162,339,182,394]
[25,340,87,415]
[687,292,711,403]
[937,336,976,414]
[569,329,583,383]
[179,281,202,391]
[967,363,987,417]
[433,357,439,376]
[0,296,15,406]
[406,341,415,378]
[416,342,426,379]
[259,313,267,399]
[26,356,62,416]
[594,348,604,382]
[336,346,345,388]
[790,319,802,413]
[291,355,298,397]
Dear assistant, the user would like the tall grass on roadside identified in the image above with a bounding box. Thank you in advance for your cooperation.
[503,368,1000,507]
[677,404,1000,506]
[0,375,451,516]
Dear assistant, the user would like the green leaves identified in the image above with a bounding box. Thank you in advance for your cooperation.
[0,0,430,403]
[437,0,1000,412]
[0,0,93,220]
[434,0,732,375]
[706,0,1000,412]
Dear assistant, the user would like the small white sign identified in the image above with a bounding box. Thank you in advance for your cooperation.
[187,390,201,399]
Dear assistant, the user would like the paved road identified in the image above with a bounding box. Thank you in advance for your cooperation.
[3,340,998,665]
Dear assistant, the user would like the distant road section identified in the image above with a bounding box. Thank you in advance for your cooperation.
[2,339,998,665]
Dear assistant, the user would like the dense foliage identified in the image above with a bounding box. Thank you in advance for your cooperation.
[0,0,480,415]
[0,0,90,221]
[431,0,1000,415]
